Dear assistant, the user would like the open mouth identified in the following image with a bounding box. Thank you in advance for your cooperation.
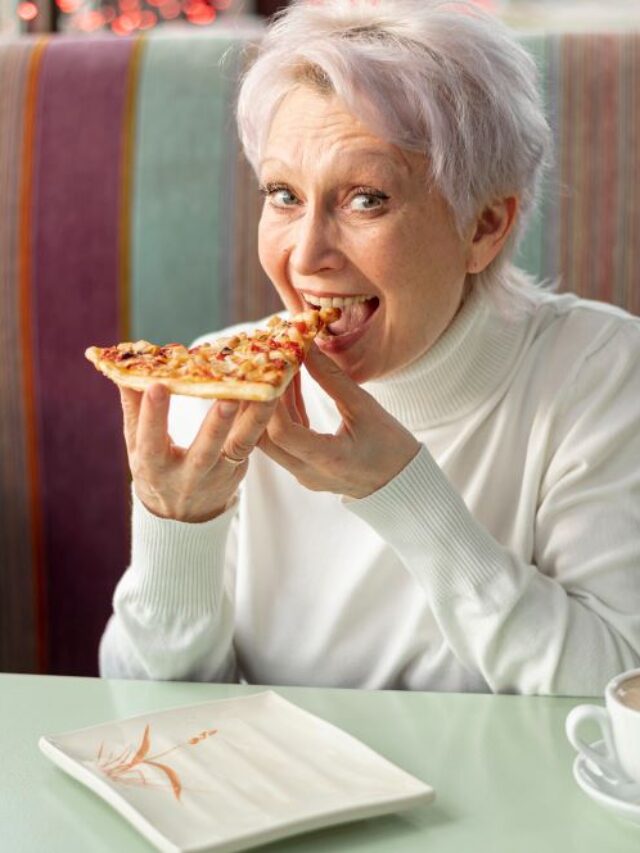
[301,292,380,337]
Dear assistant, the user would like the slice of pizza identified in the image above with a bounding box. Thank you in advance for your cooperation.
[84,307,340,402]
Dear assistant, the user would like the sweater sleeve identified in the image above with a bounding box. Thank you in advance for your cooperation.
[99,492,239,681]
[344,322,640,696]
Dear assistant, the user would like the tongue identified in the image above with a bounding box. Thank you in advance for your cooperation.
[328,299,378,335]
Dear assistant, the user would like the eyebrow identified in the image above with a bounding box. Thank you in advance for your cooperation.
[261,149,410,175]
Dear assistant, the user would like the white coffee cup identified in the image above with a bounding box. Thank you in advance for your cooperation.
[566,667,640,783]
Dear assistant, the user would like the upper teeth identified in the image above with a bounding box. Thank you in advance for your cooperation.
[302,293,374,308]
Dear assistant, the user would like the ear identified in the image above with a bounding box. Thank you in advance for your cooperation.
[466,196,519,274]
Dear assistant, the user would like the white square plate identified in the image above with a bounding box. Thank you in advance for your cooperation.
[39,690,434,852]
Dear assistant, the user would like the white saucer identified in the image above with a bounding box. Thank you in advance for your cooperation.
[573,740,640,826]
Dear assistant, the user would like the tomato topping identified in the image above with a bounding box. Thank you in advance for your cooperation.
[281,341,303,359]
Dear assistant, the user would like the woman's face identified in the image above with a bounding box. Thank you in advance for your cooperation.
[258,86,473,383]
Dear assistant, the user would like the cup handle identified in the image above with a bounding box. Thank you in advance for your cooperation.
[565,704,619,777]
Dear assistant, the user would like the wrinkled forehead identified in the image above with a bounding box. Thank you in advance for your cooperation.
[260,85,420,178]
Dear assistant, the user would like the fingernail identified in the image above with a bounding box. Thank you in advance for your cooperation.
[217,400,239,418]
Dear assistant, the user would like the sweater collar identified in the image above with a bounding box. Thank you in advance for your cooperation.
[363,283,533,429]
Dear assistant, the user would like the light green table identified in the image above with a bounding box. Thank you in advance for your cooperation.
[1,674,636,852]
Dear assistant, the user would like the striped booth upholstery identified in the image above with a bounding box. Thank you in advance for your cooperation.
[1,28,639,676]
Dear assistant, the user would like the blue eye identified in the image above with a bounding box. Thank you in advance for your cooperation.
[261,184,298,208]
[273,189,298,206]
[350,193,385,212]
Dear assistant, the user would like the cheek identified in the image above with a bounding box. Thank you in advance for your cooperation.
[258,219,285,282]
[258,218,300,309]
[257,216,277,275]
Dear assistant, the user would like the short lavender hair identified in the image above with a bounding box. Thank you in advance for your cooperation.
[236,0,552,270]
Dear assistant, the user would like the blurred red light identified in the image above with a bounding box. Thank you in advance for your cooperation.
[111,18,126,33]
[111,12,134,31]
[122,10,142,26]
[17,1,38,20]
[76,9,105,29]
[186,5,216,24]
[56,0,81,11]
[159,0,180,18]
[139,9,157,27]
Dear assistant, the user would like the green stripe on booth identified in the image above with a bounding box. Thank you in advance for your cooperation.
[130,31,241,346]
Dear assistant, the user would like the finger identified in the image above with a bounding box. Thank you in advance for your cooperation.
[266,400,334,462]
[305,345,370,414]
[291,371,310,428]
[119,386,142,455]
[281,377,304,426]
[187,399,241,469]
[280,383,297,423]
[258,430,308,476]
[223,398,279,462]
[136,383,172,458]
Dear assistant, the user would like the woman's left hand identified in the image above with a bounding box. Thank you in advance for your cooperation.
[259,345,421,499]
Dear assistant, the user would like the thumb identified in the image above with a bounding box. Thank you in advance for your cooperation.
[304,345,371,412]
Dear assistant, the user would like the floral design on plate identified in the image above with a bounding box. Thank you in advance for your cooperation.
[95,724,218,801]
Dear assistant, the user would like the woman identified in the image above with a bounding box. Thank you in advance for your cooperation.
[100,0,640,694]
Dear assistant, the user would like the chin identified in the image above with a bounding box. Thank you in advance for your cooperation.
[327,352,379,385]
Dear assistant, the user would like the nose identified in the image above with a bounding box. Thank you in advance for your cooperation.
[289,207,344,277]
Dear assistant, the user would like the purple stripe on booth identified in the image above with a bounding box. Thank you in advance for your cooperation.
[30,37,135,675]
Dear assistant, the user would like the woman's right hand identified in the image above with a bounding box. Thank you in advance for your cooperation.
[120,383,278,523]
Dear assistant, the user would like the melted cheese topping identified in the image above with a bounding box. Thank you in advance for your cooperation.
[98,308,339,387]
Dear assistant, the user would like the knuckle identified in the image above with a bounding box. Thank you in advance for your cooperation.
[120,399,139,424]
[190,451,213,471]
[225,438,252,460]
[268,422,287,445]
[257,400,278,422]
[208,409,233,432]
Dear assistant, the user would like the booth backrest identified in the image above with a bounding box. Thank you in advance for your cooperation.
[1,27,639,675]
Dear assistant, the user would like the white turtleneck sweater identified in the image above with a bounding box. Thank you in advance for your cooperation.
[100,276,640,695]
